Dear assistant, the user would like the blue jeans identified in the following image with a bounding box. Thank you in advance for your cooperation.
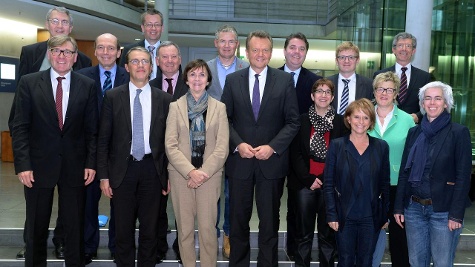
[216,175,230,237]
[372,229,386,267]
[404,200,462,267]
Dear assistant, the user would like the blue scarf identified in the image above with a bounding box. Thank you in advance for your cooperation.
[404,111,451,187]
[187,91,208,168]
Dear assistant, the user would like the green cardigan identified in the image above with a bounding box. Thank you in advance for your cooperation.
[368,104,415,185]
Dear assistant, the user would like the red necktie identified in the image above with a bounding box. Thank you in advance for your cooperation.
[165,78,174,95]
[56,77,65,130]
[398,67,408,103]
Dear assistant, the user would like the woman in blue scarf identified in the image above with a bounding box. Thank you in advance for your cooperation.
[165,59,229,267]
[394,81,472,266]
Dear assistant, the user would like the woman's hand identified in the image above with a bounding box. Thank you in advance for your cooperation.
[310,178,323,190]
[328,221,339,231]
[187,169,209,188]
[394,214,405,228]
[448,219,462,231]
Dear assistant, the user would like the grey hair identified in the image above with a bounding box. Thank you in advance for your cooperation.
[46,7,73,26]
[157,41,181,57]
[418,81,454,114]
[215,25,238,40]
[392,32,416,48]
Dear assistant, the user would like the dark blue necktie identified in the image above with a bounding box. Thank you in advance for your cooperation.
[339,79,350,115]
[102,70,112,95]
[252,74,260,121]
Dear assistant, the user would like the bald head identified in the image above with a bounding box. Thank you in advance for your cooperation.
[94,33,121,70]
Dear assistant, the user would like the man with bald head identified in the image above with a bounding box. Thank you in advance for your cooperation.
[77,33,130,264]
[10,6,92,260]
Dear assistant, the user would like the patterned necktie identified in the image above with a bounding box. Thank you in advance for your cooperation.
[132,89,145,160]
[252,74,260,121]
[165,78,174,95]
[56,77,65,130]
[102,71,112,95]
[398,67,408,104]
[290,72,296,87]
[339,79,350,115]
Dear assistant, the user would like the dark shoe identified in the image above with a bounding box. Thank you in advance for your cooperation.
[16,246,26,260]
[173,246,182,264]
[110,252,115,262]
[84,252,97,265]
[156,252,166,264]
[54,243,65,259]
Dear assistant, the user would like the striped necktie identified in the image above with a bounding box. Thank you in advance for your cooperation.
[339,79,350,115]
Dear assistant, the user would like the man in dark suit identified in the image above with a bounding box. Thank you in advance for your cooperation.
[10,7,92,259]
[206,24,249,259]
[76,33,130,264]
[148,40,187,263]
[327,41,373,115]
[119,9,163,80]
[11,35,98,267]
[277,32,331,263]
[221,30,300,267]
[98,46,171,267]
[373,32,431,124]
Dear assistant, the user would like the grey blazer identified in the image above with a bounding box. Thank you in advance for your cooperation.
[206,57,249,100]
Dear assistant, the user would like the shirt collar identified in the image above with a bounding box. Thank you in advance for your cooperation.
[99,64,117,76]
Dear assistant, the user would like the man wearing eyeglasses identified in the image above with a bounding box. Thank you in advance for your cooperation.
[327,41,373,115]
[98,46,172,267]
[373,32,431,124]
[9,6,92,261]
[119,9,163,80]
[76,33,130,264]
[11,35,98,267]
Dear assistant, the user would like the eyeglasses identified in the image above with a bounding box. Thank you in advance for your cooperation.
[336,55,358,61]
[218,39,237,46]
[49,48,76,58]
[394,44,414,49]
[129,59,151,65]
[314,89,332,95]
[144,23,162,29]
[375,87,396,94]
[48,18,70,26]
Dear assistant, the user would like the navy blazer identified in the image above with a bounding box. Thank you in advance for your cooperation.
[149,71,188,102]
[323,135,390,231]
[119,40,145,68]
[221,67,300,180]
[12,70,98,188]
[373,65,431,122]
[288,113,349,190]
[279,66,322,115]
[97,84,172,189]
[394,121,472,222]
[76,65,130,112]
[327,73,374,112]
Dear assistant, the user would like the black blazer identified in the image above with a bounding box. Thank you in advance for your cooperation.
[221,67,300,180]
[12,70,98,188]
[18,41,92,80]
[278,66,322,114]
[373,65,431,122]
[119,40,145,68]
[97,84,172,189]
[327,73,373,112]
[76,65,130,111]
[149,71,188,102]
[394,121,472,222]
[323,135,390,231]
[288,113,349,191]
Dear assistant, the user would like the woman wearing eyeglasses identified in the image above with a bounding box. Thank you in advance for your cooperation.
[288,79,348,267]
[368,72,415,267]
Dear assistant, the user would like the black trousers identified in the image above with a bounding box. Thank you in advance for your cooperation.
[388,185,410,267]
[290,186,336,267]
[112,158,163,267]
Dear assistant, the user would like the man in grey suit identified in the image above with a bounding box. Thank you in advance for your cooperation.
[327,41,373,115]
[76,33,130,264]
[221,30,300,267]
[373,32,431,124]
[206,24,249,259]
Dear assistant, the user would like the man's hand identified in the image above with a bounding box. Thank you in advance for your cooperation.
[84,168,96,185]
[328,221,339,231]
[237,143,256,159]
[162,180,171,195]
[18,170,34,188]
[448,219,462,231]
[394,214,405,228]
[410,113,419,124]
[254,145,274,160]
[100,179,113,198]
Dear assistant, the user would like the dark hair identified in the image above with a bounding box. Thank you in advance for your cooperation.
[284,32,309,50]
[183,59,213,89]
[344,98,376,131]
[312,78,335,95]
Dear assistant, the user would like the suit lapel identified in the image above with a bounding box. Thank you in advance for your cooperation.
[259,68,276,119]
[428,123,451,170]
[150,87,159,134]
[32,42,48,72]
[239,69,254,118]
[206,97,216,129]
[63,72,82,130]
[177,96,190,131]
[38,70,58,127]
[120,85,132,133]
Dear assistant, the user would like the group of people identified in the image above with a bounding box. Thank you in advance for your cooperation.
[8,5,472,267]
